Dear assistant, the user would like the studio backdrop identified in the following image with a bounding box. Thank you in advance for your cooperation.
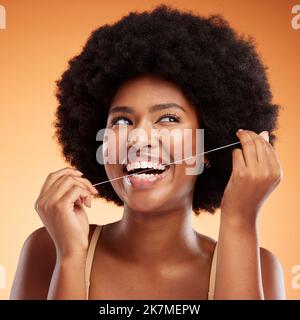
[0,0,299,300]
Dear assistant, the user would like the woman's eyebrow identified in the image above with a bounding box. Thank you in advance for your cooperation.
[150,103,186,113]
[109,103,186,114]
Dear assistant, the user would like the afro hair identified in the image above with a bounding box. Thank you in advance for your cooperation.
[53,4,281,215]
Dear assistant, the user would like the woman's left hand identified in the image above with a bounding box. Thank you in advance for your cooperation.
[220,129,283,227]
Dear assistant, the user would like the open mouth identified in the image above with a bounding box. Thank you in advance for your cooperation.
[122,162,172,188]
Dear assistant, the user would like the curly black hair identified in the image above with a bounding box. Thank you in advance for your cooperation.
[53,4,281,215]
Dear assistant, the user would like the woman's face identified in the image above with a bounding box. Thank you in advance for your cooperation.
[104,74,202,214]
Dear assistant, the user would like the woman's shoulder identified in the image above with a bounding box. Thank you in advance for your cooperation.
[194,230,217,258]
[10,224,102,299]
[10,226,56,299]
[23,223,102,252]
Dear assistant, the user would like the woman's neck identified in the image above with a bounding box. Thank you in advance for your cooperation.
[107,205,201,266]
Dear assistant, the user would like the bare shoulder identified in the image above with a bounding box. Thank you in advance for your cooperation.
[194,230,217,258]
[193,233,286,299]
[10,224,99,300]
[10,226,56,299]
[259,247,286,299]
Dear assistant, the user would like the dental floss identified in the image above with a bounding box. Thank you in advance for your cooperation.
[92,141,241,187]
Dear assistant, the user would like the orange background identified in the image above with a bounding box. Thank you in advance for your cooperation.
[0,0,299,299]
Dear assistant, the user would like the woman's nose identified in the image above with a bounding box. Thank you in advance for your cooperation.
[127,119,158,150]
[127,128,151,150]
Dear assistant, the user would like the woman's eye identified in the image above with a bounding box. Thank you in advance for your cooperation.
[111,117,131,126]
[110,114,180,126]
[159,114,180,123]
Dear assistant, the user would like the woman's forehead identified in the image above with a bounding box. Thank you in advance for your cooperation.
[109,75,195,113]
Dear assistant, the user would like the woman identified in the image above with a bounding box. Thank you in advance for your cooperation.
[10,4,285,299]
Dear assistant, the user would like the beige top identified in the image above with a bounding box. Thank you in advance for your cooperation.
[85,225,218,300]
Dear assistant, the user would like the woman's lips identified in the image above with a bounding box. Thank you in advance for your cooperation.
[123,165,171,189]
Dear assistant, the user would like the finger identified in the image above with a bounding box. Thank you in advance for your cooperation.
[74,193,92,209]
[236,129,258,169]
[256,131,281,170]
[249,131,283,181]
[39,167,83,196]
[263,139,283,180]
[259,131,269,143]
[246,131,270,167]
[232,148,246,172]
[58,185,92,209]
[43,175,93,205]
[72,176,98,195]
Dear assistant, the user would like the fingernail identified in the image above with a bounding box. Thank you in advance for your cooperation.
[261,130,268,135]
[75,170,84,175]
[265,132,269,141]
[236,129,243,136]
[260,131,269,142]
[93,187,98,194]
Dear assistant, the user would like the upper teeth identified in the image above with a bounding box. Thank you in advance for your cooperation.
[126,161,166,172]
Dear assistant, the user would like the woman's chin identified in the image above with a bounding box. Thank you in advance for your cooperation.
[124,194,170,214]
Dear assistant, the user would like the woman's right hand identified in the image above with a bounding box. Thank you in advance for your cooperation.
[34,167,98,258]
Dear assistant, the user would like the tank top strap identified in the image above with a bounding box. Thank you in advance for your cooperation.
[85,225,103,299]
[207,241,218,300]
